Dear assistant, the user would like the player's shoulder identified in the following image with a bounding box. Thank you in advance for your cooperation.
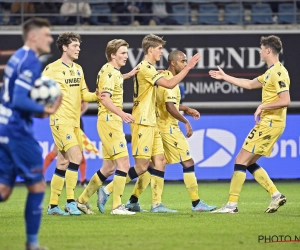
[139,60,155,72]
[74,62,83,70]
[99,63,114,75]
[44,59,61,71]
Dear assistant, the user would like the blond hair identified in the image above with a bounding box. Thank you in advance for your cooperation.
[106,39,129,61]
[142,34,166,54]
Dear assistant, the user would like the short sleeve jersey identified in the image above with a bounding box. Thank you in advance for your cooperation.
[132,60,163,126]
[257,61,290,128]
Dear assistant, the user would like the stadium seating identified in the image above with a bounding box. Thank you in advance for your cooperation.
[90,3,111,25]
[198,3,219,25]
[251,3,273,24]
[278,3,296,24]
[224,3,244,24]
[171,3,190,25]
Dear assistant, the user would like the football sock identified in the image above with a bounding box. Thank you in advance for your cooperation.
[112,170,127,208]
[183,166,199,206]
[49,168,65,206]
[25,192,44,245]
[79,155,87,183]
[105,166,138,194]
[228,164,247,203]
[131,168,152,202]
[78,170,106,204]
[247,163,278,196]
[65,162,80,202]
[43,151,56,174]
[151,169,165,205]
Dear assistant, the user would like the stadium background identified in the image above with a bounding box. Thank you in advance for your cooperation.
[0,1,299,181]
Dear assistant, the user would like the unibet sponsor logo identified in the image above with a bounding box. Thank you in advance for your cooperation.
[187,129,236,167]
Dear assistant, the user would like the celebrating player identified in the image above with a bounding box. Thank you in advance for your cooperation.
[0,18,61,250]
[43,32,99,215]
[210,35,290,214]
[76,39,138,215]
[100,50,216,213]
[98,34,201,213]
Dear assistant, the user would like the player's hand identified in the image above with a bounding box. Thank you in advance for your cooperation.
[209,66,226,80]
[185,122,193,138]
[186,53,201,70]
[126,66,139,79]
[44,94,62,115]
[254,105,262,125]
[121,112,134,123]
[186,108,200,120]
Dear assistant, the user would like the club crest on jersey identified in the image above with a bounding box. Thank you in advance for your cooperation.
[66,134,72,140]
[77,70,81,76]
[265,74,270,81]
[119,142,125,148]
[143,146,149,153]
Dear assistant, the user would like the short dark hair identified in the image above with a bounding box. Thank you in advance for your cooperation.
[22,18,50,41]
[168,50,184,63]
[56,32,82,54]
[260,35,282,55]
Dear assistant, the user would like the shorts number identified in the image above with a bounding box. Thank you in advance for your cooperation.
[247,129,257,139]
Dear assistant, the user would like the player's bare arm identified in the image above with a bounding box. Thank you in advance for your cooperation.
[209,66,262,90]
[254,91,290,124]
[156,53,201,89]
[179,105,200,120]
[98,92,134,123]
[166,102,193,138]
[123,65,139,80]
[44,95,62,115]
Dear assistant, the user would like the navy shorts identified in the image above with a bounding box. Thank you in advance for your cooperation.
[0,134,43,187]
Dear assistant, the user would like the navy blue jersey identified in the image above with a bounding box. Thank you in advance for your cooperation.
[0,46,44,138]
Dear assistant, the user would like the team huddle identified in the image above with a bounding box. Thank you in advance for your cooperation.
[0,17,290,250]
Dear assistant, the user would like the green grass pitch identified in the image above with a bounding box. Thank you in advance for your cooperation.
[1,182,300,250]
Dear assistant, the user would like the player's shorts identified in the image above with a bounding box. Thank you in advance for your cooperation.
[161,130,191,164]
[242,124,285,156]
[97,119,128,160]
[0,134,43,187]
[51,125,82,152]
[131,123,164,159]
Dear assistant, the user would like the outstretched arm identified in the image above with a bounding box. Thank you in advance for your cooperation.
[157,53,201,89]
[123,65,139,80]
[209,66,262,90]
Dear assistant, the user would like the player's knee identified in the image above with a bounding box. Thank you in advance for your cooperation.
[28,180,46,193]
[0,189,12,201]
[70,153,82,165]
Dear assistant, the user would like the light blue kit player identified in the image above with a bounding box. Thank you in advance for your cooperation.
[0,18,61,250]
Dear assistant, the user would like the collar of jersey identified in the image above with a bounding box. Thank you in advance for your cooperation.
[60,59,73,68]
[22,46,38,58]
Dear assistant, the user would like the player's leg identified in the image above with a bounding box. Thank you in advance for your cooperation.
[0,145,14,202]
[47,150,69,215]
[77,159,115,214]
[181,159,217,212]
[125,166,152,212]
[42,144,58,174]
[110,156,135,215]
[211,148,257,214]
[245,126,286,213]
[79,153,87,186]
[62,127,84,215]
[150,128,177,213]
[12,136,48,250]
